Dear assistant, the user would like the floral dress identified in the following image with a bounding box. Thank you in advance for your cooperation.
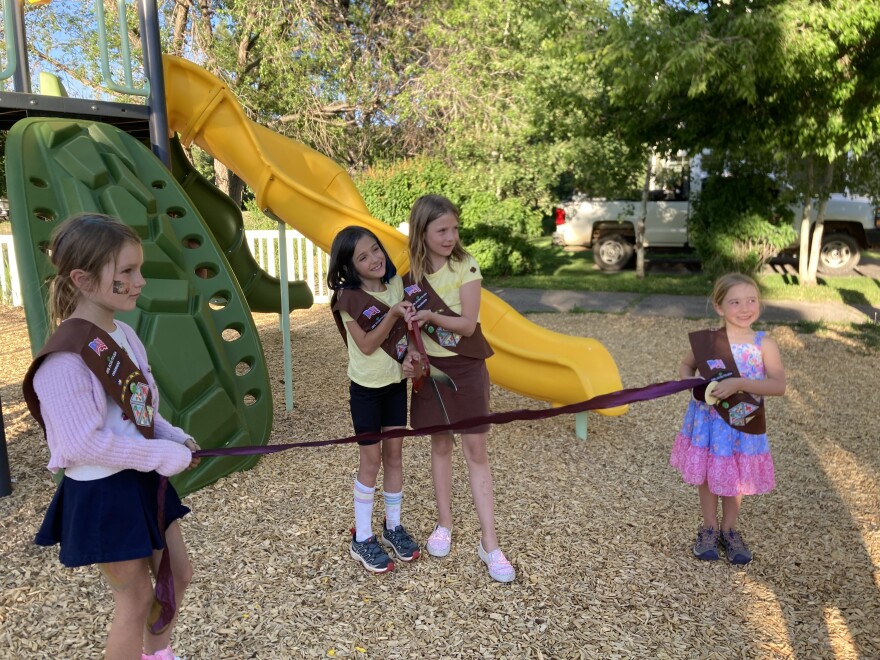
[670,331,775,496]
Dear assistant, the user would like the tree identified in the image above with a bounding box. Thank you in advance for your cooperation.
[593,0,880,284]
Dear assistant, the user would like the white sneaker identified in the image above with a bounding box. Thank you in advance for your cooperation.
[478,540,515,583]
[426,524,452,557]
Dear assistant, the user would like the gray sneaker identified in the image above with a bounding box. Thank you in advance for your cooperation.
[693,526,720,560]
[381,521,421,562]
[720,529,753,564]
[350,529,395,573]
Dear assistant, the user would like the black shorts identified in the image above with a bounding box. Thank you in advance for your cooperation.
[350,380,408,445]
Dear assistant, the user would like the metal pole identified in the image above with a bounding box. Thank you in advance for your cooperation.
[11,0,31,93]
[265,210,294,411]
[136,0,171,167]
[0,394,13,497]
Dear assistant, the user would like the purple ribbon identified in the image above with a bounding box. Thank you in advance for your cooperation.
[154,376,703,626]
[193,377,705,457]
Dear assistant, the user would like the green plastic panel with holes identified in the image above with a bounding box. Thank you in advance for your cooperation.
[6,118,272,495]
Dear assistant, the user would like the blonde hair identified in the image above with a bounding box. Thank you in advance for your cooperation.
[711,272,761,308]
[406,194,469,283]
[47,213,141,328]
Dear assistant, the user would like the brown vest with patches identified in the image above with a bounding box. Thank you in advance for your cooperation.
[401,273,493,360]
[689,328,766,435]
[331,287,409,363]
[22,319,156,439]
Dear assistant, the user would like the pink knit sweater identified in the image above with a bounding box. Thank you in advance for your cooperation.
[32,320,193,477]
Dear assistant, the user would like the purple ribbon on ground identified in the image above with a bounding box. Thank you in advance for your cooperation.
[154,376,704,626]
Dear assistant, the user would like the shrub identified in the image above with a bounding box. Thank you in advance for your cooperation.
[689,175,796,279]
[354,159,539,275]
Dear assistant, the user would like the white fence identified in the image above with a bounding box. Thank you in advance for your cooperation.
[0,230,329,308]
[0,235,21,307]
[245,229,330,304]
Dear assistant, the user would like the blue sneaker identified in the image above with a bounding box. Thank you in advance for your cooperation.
[350,529,394,573]
[720,529,753,564]
[381,520,421,562]
[693,526,720,561]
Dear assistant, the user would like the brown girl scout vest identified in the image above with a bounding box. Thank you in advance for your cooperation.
[689,327,766,435]
[22,318,156,439]
[331,287,409,362]
[401,273,493,360]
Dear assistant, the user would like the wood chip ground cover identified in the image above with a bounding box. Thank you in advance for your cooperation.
[1,305,878,659]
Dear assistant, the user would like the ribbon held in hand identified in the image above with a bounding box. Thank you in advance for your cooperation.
[408,319,431,393]
[407,318,457,393]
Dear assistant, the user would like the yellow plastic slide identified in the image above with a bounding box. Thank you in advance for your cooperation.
[162,55,625,413]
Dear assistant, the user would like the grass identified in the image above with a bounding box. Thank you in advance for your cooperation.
[485,238,880,306]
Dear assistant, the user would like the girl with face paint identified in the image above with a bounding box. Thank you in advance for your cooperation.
[22,213,201,660]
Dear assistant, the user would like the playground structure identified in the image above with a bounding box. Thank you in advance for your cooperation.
[0,0,626,497]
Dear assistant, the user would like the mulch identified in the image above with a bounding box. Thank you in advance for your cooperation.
[1,304,878,659]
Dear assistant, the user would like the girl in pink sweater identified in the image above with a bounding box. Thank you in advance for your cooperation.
[23,214,200,660]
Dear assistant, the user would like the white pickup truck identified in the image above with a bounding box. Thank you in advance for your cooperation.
[552,191,880,274]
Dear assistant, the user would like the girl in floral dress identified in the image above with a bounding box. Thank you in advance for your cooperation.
[671,273,786,564]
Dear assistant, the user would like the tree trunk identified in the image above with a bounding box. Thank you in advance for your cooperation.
[636,154,652,279]
[797,157,815,284]
[805,160,836,284]
[797,200,814,284]
[214,158,230,197]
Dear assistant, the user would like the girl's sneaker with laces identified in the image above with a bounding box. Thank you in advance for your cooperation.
[478,541,516,583]
[381,521,421,561]
[720,529,753,564]
[693,526,720,561]
[426,524,452,557]
[350,529,395,573]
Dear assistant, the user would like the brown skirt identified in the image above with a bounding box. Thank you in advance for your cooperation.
[410,354,490,434]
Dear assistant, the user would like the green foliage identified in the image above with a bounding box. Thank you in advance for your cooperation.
[354,159,539,275]
[458,193,539,276]
[689,175,797,279]
[354,158,459,228]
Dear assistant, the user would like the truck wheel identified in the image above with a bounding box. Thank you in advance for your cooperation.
[594,233,634,271]
[817,233,860,274]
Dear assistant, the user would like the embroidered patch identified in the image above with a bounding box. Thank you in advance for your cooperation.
[404,284,422,296]
[728,401,759,426]
[707,359,726,370]
[129,381,150,404]
[131,403,154,427]
[362,305,381,320]
[89,337,108,356]
[395,335,408,360]
[436,327,461,347]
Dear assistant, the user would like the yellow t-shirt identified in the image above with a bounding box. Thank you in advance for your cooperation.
[421,255,482,358]
[340,276,405,388]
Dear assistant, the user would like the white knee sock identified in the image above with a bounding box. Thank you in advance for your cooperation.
[353,479,375,542]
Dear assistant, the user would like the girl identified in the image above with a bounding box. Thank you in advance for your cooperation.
[22,214,200,660]
[403,194,515,583]
[328,226,420,574]
[670,272,786,564]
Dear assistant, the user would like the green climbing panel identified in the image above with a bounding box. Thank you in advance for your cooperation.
[168,136,314,314]
[6,118,272,495]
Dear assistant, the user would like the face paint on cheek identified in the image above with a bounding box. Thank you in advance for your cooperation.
[112,280,130,295]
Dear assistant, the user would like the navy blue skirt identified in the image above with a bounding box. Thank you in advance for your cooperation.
[35,469,190,567]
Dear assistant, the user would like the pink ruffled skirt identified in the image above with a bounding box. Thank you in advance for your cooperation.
[670,400,775,496]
